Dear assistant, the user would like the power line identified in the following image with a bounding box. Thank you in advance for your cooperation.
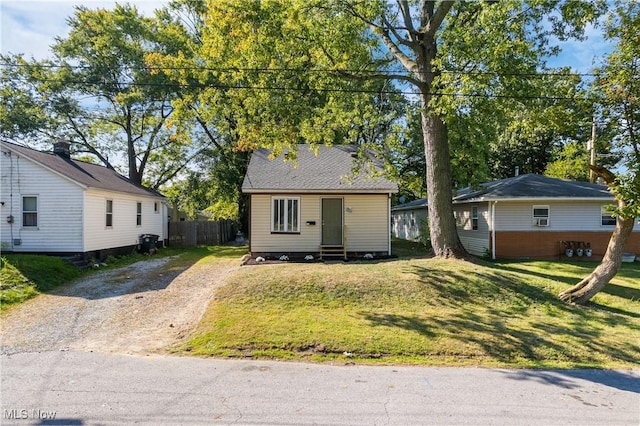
[0,76,586,101]
[0,61,597,78]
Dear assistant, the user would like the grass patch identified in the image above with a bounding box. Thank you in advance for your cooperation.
[186,256,640,368]
[391,238,430,258]
[1,254,83,307]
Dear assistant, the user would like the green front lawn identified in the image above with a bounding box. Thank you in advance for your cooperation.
[185,246,639,368]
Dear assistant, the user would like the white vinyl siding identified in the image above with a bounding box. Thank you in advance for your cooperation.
[250,193,390,253]
[84,189,165,252]
[251,194,320,252]
[0,153,84,252]
[343,194,390,252]
[454,203,490,256]
[391,208,428,241]
[493,201,640,231]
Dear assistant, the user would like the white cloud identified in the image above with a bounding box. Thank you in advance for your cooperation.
[1,1,165,60]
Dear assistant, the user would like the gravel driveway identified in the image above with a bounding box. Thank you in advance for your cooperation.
[0,255,239,356]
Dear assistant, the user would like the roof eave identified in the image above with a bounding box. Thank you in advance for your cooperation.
[454,196,615,203]
[243,188,398,194]
[3,144,89,190]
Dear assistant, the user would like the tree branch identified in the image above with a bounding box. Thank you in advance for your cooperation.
[374,24,419,75]
[420,1,454,36]
[397,0,416,39]
[590,164,616,185]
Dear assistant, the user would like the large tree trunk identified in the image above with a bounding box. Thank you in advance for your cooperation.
[420,96,466,258]
[559,165,635,304]
[558,215,635,304]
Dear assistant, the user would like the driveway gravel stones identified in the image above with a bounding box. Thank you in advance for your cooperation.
[1,256,238,356]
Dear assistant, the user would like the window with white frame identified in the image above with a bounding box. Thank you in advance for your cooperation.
[106,200,113,227]
[532,205,549,226]
[154,201,159,213]
[601,205,616,226]
[271,197,300,233]
[22,196,38,227]
[136,202,142,226]
[472,207,479,230]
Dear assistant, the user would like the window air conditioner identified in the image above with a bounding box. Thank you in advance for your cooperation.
[534,218,549,227]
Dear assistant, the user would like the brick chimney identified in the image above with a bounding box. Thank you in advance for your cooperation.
[53,141,71,159]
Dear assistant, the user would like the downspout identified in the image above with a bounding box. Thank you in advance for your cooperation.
[491,201,497,260]
[388,195,392,256]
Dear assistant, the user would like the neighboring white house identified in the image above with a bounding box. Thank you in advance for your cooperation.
[391,198,427,241]
[392,174,640,260]
[242,144,398,259]
[0,140,168,260]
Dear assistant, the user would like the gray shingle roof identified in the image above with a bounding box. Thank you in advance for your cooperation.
[1,140,165,199]
[391,198,427,211]
[454,174,613,202]
[242,144,398,193]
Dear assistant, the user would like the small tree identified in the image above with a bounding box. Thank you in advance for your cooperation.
[559,1,639,304]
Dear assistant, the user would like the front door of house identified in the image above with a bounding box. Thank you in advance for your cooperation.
[322,198,343,245]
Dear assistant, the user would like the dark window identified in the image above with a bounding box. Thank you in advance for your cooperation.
[472,207,478,230]
[22,196,37,227]
[136,202,142,226]
[106,200,113,227]
[601,206,616,226]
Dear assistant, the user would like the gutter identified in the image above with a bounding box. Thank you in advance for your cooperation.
[388,195,392,256]
[243,188,399,194]
[454,196,614,204]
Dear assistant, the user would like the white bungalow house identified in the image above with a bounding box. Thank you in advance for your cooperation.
[0,140,169,260]
[241,144,398,259]
[392,174,640,260]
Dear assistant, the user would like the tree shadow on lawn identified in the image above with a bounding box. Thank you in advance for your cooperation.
[490,261,640,298]
[483,261,640,318]
[363,264,639,367]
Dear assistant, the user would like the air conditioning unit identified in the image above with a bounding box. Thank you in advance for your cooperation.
[534,218,549,227]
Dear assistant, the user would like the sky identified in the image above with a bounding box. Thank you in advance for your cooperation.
[0,0,164,60]
[1,0,612,73]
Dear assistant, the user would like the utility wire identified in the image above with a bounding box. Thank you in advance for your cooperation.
[1,76,586,101]
[0,62,597,78]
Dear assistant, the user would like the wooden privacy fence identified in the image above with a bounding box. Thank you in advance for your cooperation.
[168,220,235,247]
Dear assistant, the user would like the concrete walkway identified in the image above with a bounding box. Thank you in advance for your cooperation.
[1,351,638,425]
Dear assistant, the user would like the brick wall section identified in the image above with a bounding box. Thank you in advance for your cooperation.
[495,231,640,260]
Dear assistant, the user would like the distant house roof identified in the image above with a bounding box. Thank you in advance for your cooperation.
[1,140,165,199]
[242,144,398,194]
[391,198,427,212]
[390,174,614,211]
[454,174,613,203]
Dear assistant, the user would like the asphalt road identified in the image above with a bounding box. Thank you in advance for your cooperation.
[1,351,638,425]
